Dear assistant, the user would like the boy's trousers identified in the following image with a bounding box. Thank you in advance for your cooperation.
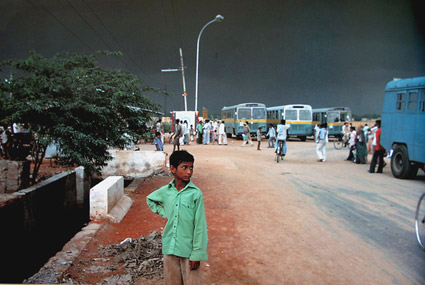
[164,254,201,285]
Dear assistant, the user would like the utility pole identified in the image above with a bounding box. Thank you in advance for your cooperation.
[161,48,188,111]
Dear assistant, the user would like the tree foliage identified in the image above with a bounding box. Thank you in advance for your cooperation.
[0,50,162,182]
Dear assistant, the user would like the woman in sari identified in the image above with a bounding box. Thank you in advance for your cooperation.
[355,125,368,164]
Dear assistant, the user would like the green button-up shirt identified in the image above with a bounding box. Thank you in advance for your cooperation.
[147,180,208,261]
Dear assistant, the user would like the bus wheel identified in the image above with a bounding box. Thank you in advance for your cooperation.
[300,136,307,142]
[391,145,418,179]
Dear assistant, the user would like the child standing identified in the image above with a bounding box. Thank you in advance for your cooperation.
[257,127,262,150]
[154,132,163,151]
[147,151,208,284]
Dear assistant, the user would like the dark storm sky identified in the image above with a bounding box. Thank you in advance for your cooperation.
[1,0,424,116]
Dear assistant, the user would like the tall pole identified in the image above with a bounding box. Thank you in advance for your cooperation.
[195,15,224,112]
[179,48,188,111]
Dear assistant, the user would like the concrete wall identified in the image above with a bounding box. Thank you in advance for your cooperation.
[0,160,30,193]
[101,150,166,178]
[0,169,91,282]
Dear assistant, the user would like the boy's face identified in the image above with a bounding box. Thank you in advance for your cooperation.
[171,161,194,183]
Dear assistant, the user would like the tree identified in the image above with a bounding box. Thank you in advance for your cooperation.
[0,50,163,184]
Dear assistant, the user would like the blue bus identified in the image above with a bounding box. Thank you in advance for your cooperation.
[312,107,352,137]
[221,103,267,139]
[266,104,313,141]
[381,76,425,179]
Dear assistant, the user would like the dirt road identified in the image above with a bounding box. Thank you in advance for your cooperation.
[63,138,425,284]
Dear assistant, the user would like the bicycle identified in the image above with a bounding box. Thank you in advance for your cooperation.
[333,136,349,150]
[415,192,425,251]
[276,140,285,163]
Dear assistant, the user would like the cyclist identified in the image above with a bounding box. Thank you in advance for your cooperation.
[275,119,290,155]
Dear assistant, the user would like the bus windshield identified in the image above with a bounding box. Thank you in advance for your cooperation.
[340,112,351,122]
[252,108,266,119]
[299,110,311,121]
[328,111,340,122]
[237,108,251,120]
[285,109,297,120]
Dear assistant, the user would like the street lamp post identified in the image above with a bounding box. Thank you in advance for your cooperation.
[194,14,224,113]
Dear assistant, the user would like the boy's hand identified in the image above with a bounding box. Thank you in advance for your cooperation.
[189,260,200,270]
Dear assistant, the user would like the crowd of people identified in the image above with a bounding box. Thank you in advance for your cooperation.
[153,117,387,174]
[312,120,386,173]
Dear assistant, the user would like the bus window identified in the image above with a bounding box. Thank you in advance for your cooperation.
[328,111,339,122]
[285,110,297,120]
[396,93,406,110]
[299,110,311,121]
[408,92,418,111]
[421,91,425,112]
[340,112,351,122]
[238,108,250,120]
[253,108,266,119]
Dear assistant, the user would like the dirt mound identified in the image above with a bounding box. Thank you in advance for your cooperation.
[99,231,163,284]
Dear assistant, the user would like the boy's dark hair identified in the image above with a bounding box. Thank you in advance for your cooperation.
[170,150,194,168]
[376,120,381,127]
[155,131,160,137]
[281,119,286,125]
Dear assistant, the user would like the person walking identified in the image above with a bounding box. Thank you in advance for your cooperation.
[218,121,227,145]
[173,119,183,152]
[242,123,253,146]
[196,121,203,144]
[315,123,328,162]
[203,120,211,145]
[355,125,368,164]
[266,124,276,148]
[369,120,385,173]
[346,126,356,162]
[257,127,262,150]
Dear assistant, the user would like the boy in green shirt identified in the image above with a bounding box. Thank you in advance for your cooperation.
[147,150,208,284]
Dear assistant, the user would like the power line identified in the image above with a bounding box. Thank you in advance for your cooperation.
[26,0,96,53]
[80,0,164,86]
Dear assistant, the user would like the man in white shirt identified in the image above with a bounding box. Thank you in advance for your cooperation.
[203,120,211,145]
[275,120,290,155]
[218,121,227,145]
[346,126,357,161]
[315,123,328,162]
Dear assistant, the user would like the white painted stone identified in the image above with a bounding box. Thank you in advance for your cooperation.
[90,176,124,222]
[101,150,166,178]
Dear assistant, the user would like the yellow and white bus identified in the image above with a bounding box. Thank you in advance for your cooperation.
[312,107,352,137]
[221,103,267,139]
[266,104,313,141]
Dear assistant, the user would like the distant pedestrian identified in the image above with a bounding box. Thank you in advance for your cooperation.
[369,120,385,173]
[196,121,203,144]
[218,121,227,145]
[346,126,356,162]
[154,132,163,151]
[190,125,195,142]
[315,123,328,162]
[266,124,276,148]
[173,119,183,152]
[257,127,262,150]
[355,125,367,164]
[242,123,253,146]
[203,120,211,145]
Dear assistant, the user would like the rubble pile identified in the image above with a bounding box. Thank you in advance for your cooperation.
[100,231,164,281]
